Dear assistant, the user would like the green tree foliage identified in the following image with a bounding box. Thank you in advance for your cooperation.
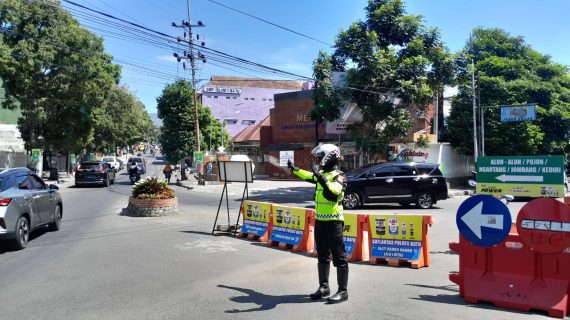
[448,28,570,156]
[157,80,227,163]
[313,0,455,154]
[92,85,154,154]
[0,0,121,152]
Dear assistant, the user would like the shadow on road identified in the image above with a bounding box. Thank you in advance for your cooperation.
[246,186,315,205]
[0,226,51,254]
[217,284,314,313]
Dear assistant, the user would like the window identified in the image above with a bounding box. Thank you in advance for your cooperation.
[213,96,218,99]
[0,176,14,192]
[244,97,249,100]
[242,120,256,125]
[232,97,237,99]
[16,175,32,190]
[370,166,392,178]
[268,98,273,101]
[393,166,415,176]
[226,96,230,99]
[262,98,267,101]
[30,175,46,190]
[206,95,212,98]
[251,97,255,100]
[225,119,238,125]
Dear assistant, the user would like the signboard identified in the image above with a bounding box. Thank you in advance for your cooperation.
[241,201,271,237]
[343,213,358,255]
[516,198,570,253]
[218,161,253,183]
[368,214,424,259]
[193,151,204,164]
[456,195,512,247]
[70,154,76,166]
[325,103,363,134]
[31,149,41,162]
[270,206,306,245]
[501,104,536,122]
[476,156,565,197]
[89,153,95,160]
[203,87,242,94]
[279,151,294,167]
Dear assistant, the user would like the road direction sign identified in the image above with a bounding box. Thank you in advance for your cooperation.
[516,198,570,253]
[476,156,565,197]
[456,195,512,246]
[193,151,204,164]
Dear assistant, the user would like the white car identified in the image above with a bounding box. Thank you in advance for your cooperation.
[101,156,120,171]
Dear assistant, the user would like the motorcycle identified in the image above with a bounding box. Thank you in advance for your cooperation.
[129,171,141,184]
[468,171,514,205]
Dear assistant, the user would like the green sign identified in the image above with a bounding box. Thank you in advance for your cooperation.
[476,156,565,197]
[70,154,76,166]
[89,153,95,160]
[193,151,204,164]
[31,149,41,162]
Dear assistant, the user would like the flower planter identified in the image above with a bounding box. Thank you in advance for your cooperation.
[127,196,178,217]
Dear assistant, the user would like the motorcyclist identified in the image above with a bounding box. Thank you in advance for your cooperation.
[129,161,141,182]
[287,143,349,304]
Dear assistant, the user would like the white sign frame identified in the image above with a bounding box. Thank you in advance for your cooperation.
[218,161,253,183]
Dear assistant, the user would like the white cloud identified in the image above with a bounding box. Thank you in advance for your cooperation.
[156,55,178,63]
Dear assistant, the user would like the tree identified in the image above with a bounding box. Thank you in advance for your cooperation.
[312,0,455,154]
[92,85,154,154]
[157,80,226,163]
[0,0,119,153]
[448,28,570,156]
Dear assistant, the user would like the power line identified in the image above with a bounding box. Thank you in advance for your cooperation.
[206,0,333,47]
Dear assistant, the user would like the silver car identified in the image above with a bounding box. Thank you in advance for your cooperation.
[0,168,63,250]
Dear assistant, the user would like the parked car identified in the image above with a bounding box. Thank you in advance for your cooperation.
[75,161,116,187]
[0,168,62,250]
[101,156,121,171]
[127,157,146,174]
[342,162,448,209]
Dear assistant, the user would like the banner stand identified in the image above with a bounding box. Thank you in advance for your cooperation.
[211,161,253,236]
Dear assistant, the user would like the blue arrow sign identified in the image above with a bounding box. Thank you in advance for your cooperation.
[456,195,512,246]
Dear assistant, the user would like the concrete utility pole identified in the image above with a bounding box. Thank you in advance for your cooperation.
[472,58,478,162]
[172,1,205,179]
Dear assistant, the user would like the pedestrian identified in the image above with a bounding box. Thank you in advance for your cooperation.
[206,162,213,177]
[287,144,349,304]
[163,163,173,183]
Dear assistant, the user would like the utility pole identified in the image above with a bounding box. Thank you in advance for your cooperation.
[172,2,206,179]
[472,58,478,162]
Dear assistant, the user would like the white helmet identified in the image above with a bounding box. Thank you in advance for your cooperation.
[311,144,341,167]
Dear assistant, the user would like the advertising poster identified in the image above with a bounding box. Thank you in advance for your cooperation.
[31,149,41,162]
[369,214,424,260]
[343,213,358,255]
[241,201,272,237]
[270,205,306,245]
[279,151,294,167]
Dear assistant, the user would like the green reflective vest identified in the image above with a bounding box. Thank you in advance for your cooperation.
[293,169,345,221]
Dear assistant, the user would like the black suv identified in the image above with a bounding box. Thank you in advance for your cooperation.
[342,162,448,209]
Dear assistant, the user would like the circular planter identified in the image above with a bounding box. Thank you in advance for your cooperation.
[127,196,178,217]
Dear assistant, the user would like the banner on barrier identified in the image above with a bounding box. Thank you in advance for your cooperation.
[369,214,424,259]
[270,206,306,245]
[241,201,271,237]
[343,213,358,255]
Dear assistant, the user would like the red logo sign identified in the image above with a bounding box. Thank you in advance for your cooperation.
[516,198,570,253]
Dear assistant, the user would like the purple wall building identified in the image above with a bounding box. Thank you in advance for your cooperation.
[200,76,311,138]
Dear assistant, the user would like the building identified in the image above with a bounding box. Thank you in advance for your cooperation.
[199,76,309,140]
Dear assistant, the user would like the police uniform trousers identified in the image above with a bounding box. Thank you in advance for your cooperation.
[315,220,348,268]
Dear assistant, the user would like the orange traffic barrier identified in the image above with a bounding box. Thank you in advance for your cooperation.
[367,214,432,268]
[311,213,369,262]
[239,201,273,242]
[267,206,314,252]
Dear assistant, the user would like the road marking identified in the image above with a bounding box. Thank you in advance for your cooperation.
[173,239,239,253]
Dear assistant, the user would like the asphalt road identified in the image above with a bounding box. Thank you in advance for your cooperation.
[0,154,547,320]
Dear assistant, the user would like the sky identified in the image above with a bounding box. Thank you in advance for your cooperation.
[63,0,570,114]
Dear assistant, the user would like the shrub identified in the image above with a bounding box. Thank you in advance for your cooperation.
[132,177,175,199]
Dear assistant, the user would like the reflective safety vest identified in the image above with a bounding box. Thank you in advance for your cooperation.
[293,169,345,221]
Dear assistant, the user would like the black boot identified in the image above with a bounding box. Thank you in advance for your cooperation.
[327,267,348,304]
[310,263,330,300]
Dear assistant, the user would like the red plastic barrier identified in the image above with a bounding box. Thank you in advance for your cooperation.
[449,226,569,318]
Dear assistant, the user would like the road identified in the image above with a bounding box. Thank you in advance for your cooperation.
[0,154,545,320]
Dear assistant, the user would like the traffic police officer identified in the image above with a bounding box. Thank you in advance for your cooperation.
[288,143,349,304]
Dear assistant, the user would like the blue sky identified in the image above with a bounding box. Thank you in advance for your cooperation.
[65,0,570,114]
